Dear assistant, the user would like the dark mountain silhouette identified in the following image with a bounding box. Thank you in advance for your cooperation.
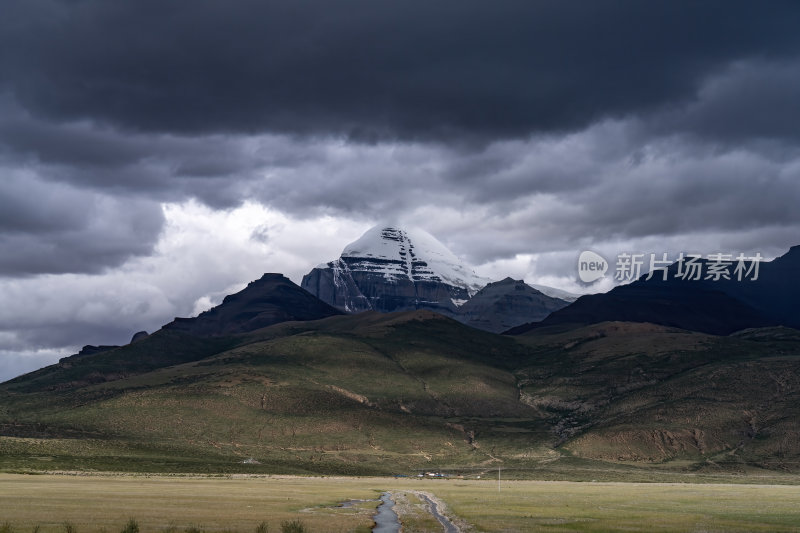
[506,284,774,335]
[508,245,799,335]
[456,277,569,333]
[163,273,342,336]
[8,274,342,392]
[705,245,800,328]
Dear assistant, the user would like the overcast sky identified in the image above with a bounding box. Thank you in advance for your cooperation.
[2,0,800,381]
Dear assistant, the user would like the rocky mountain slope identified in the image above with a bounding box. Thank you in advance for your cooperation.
[3,306,800,477]
[302,225,488,316]
[302,225,572,330]
[457,277,570,333]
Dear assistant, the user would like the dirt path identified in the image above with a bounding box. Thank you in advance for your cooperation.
[389,490,470,532]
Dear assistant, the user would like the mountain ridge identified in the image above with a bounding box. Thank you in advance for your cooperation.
[164,273,342,336]
[457,277,570,333]
[302,225,573,331]
[3,311,800,476]
[3,238,800,477]
[302,225,486,316]
[508,245,800,335]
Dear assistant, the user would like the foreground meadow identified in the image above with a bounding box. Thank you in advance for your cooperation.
[2,473,800,532]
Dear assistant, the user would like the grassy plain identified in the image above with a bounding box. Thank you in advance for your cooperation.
[0,474,379,532]
[2,474,800,532]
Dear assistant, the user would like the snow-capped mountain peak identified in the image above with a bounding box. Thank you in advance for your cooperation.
[341,225,488,295]
[301,224,575,320]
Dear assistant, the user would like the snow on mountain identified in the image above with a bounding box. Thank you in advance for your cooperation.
[302,224,579,320]
[340,226,489,296]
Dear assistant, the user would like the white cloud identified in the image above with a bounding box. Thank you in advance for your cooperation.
[0,200,368,382]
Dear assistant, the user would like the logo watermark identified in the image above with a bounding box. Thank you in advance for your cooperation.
[578,250,609,283]
[578,251,762,283]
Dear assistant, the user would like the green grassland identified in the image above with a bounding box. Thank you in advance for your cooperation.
[2,312,800,478]
[2,474,800,532]
[0,473,379,532]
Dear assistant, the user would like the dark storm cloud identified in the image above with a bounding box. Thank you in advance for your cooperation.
[650,60,800,144]
[0,172,165,276]
[3,0,800,382]
[2,0,800,141]
[0,97,260,194]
